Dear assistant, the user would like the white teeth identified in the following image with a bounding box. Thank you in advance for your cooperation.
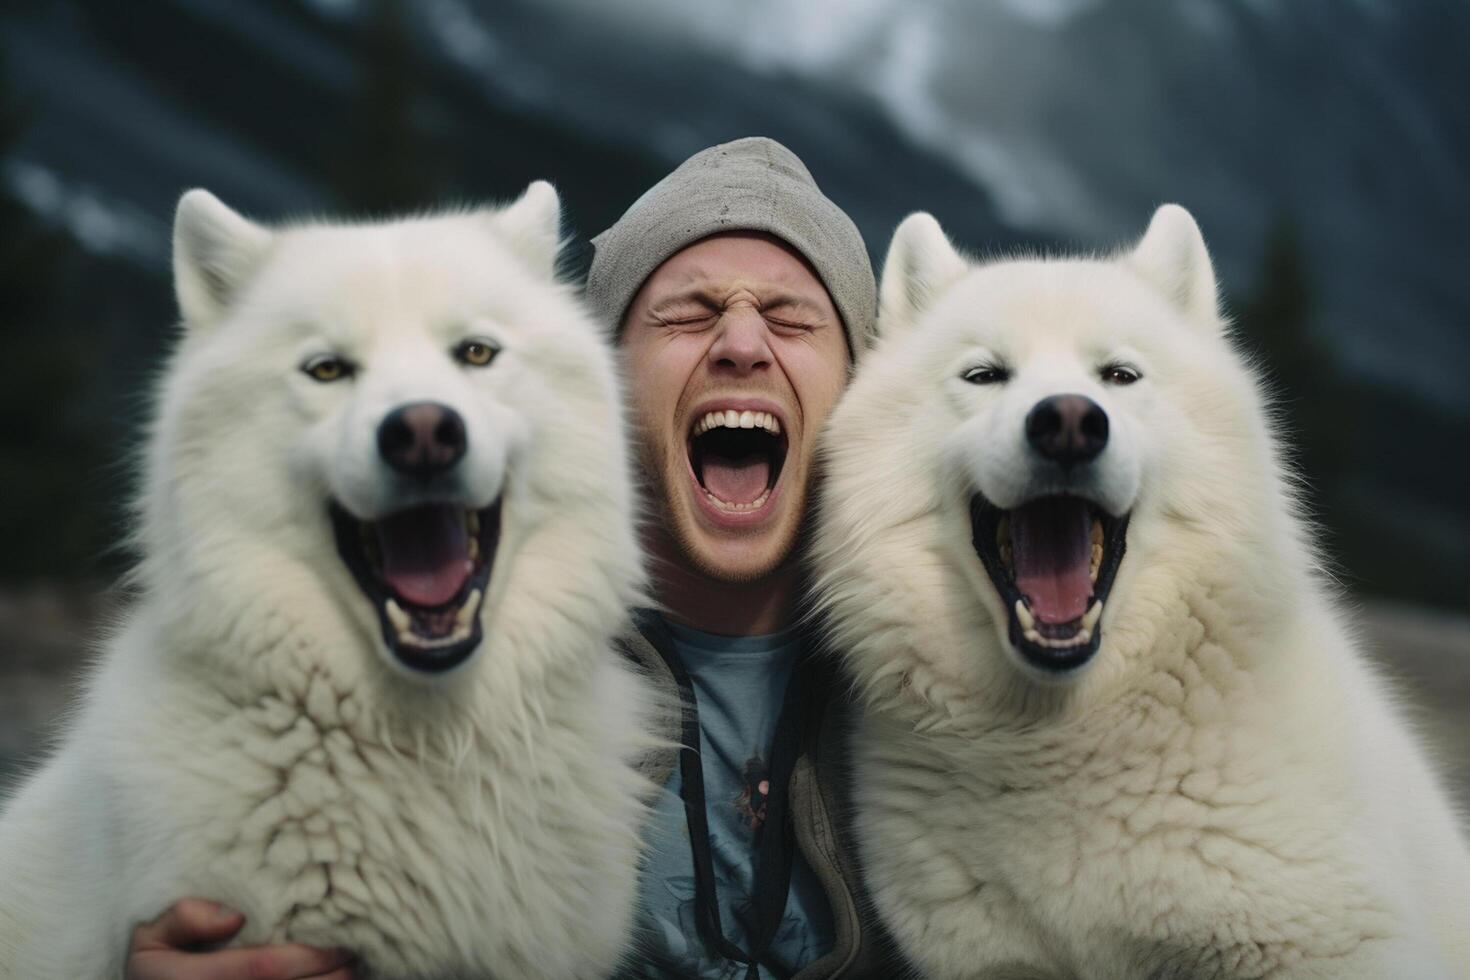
[386,589,481,652]
[693,410,782,436]
[467,537,479,561]
[456,589,481,629]
[1020,625,1093,650]
[385,598,410,634]
[1014,599,1100,652]
[1090,518,1103,582]
[397,621,473,649]
[703,487,772,512]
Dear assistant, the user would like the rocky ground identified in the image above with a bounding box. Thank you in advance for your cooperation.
[2,584,1468,805]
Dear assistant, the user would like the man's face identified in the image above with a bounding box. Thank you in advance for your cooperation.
[620,232,851,584]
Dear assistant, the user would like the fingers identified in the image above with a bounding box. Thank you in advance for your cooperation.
[130,898,245,952]
[128,943,355,980]
[126,898,355,980]
[303,969,357,980]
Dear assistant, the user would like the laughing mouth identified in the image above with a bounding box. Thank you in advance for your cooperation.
[688,409,788,512]
[969,494,1128,673]
[330,500,501,673]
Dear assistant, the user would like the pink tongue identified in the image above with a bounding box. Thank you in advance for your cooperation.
[1011,498,1093,625]
[376,504,472,607]
[701,453,770,505]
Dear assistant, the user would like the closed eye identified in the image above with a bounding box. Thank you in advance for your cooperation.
[962,364,1010,385]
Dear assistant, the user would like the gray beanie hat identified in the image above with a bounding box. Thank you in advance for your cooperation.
[586,136,876,360]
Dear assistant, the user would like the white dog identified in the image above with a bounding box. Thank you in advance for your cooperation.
[812,205,1470,979]
[0,184,654,978]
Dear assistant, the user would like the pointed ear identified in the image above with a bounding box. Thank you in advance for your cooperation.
[173,190,273,329]
[878,212,968,338]
[493,180,562,278]
[1125,204,1219,324]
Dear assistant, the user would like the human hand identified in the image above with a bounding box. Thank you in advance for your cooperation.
[126,898,356,979]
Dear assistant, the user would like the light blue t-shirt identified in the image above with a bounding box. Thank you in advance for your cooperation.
[625,619,835,979]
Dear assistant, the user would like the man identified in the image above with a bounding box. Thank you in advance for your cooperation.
[589,137,884,979]
[126,137,885,979]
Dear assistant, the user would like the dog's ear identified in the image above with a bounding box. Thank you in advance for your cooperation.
[1125,204,1220,325]
[494,180,563,279]
[173,190,274,330]
[878,212,968,339]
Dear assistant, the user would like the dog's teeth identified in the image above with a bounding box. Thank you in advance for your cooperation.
[1022,626,1090,650]
[1090,543,1102,582]
[467,510,480,536]
[1091,518,1103,546]
[1015,599,1034,631]
[468,537,480,561]
[456,589,481,629]
[739,410,755,428]
[1082,601,1103,631]
[385,598,410,634]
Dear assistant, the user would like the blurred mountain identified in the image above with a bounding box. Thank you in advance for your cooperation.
[0,0,1465,607]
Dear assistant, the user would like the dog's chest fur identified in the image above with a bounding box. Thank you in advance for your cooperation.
[852,601,1392,980]
[120,651,644,980]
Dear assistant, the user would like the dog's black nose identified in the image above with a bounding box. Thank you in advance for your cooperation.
[1026,394,1108,465]
[378,402,467,476]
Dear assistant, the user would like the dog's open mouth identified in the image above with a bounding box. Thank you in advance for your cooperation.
[970,494,1128,673]
[688,410,788,512]
[330,500,501,673]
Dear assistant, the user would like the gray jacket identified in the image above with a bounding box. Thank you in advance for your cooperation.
[616,619,894,979]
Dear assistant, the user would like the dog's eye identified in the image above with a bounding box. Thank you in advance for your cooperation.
[1101,364,1141,386]
[454,338,500,368]
[963,365,1009,385]
[301,355,354,383]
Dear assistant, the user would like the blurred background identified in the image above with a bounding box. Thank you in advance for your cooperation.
[1,0,1467,795]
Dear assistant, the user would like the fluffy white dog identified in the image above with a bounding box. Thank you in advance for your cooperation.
[812,205,1470,979]
[0,184,653,978]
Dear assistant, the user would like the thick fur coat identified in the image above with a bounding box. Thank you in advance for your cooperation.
[812,206,1470,979]
[0,184,653,978]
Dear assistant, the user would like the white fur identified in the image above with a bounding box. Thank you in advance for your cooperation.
[0,184,655,978]
[812,206,1470,979]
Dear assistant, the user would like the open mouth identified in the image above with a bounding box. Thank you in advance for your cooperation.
[969,494,1128,673]
[687,409,788,513]
[330,499,501,673]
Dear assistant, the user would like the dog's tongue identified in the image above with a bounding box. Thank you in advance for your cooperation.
[376,504,471,607]
[1011,498,1093,625]
[702,453,770,505]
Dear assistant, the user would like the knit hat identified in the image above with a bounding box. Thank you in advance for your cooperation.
[586,136,876,360]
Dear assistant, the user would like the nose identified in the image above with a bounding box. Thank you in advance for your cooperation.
[1026,394,1109,465]
[377,402,467,476]
[707,306,773,374]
